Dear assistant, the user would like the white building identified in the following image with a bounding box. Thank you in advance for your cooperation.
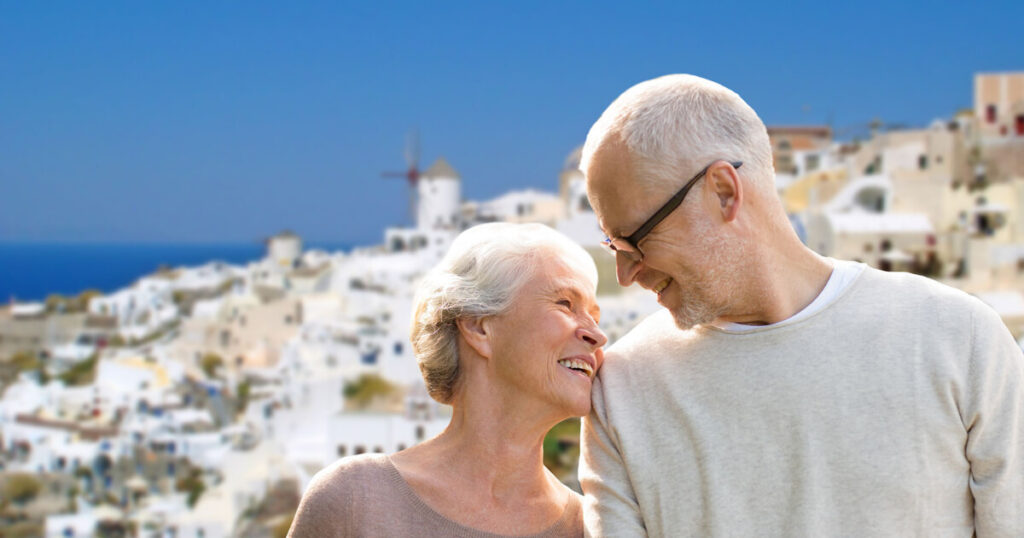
[417,157,461,231]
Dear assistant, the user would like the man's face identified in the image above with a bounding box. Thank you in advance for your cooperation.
[585,136,739,329]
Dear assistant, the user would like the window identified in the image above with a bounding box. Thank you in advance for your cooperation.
[1016,114,1024,136]
[354,445,366,455]
[986,104,997,123]
[394,342,403,355]
[337,445,347,457]
[918,155,928,170]
[578,196,591,212]
[416,426,425,441]
[806,154,820,172]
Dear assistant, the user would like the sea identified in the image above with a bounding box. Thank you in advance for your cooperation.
[0,241,352,302]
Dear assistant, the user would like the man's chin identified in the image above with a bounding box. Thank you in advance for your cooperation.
[669,305,715,331]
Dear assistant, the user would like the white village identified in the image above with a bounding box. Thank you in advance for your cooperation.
[2,72,1024,537]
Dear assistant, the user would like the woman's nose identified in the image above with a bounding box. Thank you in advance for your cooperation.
[578,321,608,349]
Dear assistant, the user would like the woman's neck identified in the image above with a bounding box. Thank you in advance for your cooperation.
[410,392,563,502]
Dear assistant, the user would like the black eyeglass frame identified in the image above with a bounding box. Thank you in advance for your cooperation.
[603,160,743,261]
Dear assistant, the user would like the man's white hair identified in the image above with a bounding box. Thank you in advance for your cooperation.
[580,74,774,199]
[410,222,597,404]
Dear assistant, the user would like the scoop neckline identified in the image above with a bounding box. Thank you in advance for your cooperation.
[382,453,578,537]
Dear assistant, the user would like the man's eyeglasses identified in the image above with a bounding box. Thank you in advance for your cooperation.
[602,160,742,263]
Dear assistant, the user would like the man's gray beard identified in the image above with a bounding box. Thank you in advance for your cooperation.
[669,299,720,330]
[666,263,731,330]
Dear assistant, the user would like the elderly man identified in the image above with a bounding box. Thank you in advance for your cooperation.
[578,74,1024,537]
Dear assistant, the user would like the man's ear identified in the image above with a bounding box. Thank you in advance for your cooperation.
[456,317,493,359]
[706,161,742,222]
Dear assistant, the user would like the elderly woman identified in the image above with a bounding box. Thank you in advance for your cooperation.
[289,222,606,537]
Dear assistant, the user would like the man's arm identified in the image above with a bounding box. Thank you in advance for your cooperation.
[579,374,647,537]
[964,303,1024,537]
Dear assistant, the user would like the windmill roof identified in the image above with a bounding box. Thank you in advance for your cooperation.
[423,157,461,180]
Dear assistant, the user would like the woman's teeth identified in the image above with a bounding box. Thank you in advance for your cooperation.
[557,358,593,377]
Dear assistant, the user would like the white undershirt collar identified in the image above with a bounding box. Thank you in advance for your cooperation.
[710,259,865,332]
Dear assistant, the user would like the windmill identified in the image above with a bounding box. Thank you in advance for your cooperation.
[381,129,421,225]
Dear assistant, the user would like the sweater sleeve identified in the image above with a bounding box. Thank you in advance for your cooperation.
[964,302,1024,537]
[579,373,647,537]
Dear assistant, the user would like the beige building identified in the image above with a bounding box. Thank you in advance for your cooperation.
[168,295,302,376]
[767,126,832,175]
[975,72,1024,138]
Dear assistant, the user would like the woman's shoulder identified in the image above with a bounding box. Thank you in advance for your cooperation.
[288,454,399,537]
[313,453,393,484]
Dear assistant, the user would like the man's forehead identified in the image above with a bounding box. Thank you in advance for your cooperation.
[587,166,662,237]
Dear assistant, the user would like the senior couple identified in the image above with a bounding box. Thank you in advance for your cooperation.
[290,75,1024,537]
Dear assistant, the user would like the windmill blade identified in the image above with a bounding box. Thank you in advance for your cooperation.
[404,128,420,170]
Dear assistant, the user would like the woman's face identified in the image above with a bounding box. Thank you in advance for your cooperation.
[486,253,607,418]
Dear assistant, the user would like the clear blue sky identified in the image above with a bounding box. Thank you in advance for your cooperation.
[1,1,1021,245]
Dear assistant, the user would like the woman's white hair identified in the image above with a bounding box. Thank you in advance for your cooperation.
[580,74,775,200]
[411,222,597,404]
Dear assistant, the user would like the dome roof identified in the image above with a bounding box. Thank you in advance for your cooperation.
[422,157,461,180]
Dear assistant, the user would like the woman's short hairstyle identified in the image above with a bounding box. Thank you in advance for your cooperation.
[411,222,597,404]
[580,74,775,200]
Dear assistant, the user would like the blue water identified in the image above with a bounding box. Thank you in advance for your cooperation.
[0,241,351,302]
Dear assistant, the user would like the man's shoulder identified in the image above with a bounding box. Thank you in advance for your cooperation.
[607,309,689,354]
[851,266,992,317]
[597,309,700,381]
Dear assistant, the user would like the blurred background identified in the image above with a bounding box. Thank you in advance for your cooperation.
[1,1,1022,536]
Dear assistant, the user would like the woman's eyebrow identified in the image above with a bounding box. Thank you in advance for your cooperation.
[546,283,601,317]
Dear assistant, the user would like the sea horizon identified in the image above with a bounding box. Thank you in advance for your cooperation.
[0,240,353,302]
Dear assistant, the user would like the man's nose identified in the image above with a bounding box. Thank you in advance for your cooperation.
[615,252,642,286]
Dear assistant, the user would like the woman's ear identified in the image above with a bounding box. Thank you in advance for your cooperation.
[456,317,493,359]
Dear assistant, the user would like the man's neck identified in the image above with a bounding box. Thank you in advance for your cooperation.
[716,244,833,326]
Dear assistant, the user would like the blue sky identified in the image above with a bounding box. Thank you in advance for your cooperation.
[1,1,1021,244]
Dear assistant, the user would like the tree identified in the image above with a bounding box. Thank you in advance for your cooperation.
[201,353,224,378]
[3,473,42,506]
[236,380,251,413]
[175,469,206,508]
[10,351,40,372]
[273,514,295,538]
[542,418,581,481]
[59,353,98,386]
[72,289,103,312]
[45,293,68,313]
[342,374,398,409]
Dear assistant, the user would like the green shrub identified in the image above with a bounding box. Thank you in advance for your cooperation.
[3,473,42,506]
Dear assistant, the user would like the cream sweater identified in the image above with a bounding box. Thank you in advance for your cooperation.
[289,454,583,537]
[580,267,1024,537]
